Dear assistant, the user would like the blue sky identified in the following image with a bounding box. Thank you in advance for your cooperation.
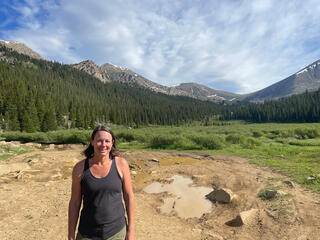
[1,0,320,94]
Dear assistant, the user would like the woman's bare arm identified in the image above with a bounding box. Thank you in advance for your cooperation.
[118,157,135,240]
[68,161,84,240]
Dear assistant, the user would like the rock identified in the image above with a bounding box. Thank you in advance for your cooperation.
[307,175,316,181]
[265,209,277,219]
[131,171,137,175]
[24,142,34,147]
[206,188,235,203]
[151,171,157,174]
[226,209,259,227]
[277,190,287,196]
[56,144,65,149]
[15,170,23,180]
[283,180,294,188]
[35,143,42,148]
[129,163,141,170]
[48,144,55,150]
[191,175,205,180]
[149,158,159,163]
[158,178,173,184]
[265,189,278,199]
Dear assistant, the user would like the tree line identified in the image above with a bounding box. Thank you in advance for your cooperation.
[0,46,222,132]
[221,88,320,123]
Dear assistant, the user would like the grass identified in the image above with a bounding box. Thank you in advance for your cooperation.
[258,186,283,200]
[0,143,32,161]
[1,121,320,192]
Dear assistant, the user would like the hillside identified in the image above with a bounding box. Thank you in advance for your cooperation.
[244,60,320,102]
[0,40,43,60]
[73,60,241,102]
[222,88,320,123]
[169,82,240,101]
[0,44,222,132]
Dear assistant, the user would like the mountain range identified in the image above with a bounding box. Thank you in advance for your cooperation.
[1,39,320,103]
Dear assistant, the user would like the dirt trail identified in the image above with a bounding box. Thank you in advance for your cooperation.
[0,143,319,240]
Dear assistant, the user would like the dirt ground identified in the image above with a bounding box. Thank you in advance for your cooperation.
[0,142,319,240]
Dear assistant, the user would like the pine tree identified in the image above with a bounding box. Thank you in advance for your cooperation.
[41,100,57,132]
[6,104,20,131]
[21,110,36,132]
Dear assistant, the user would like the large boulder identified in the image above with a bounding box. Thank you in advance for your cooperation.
[206,188,235,203]
[225,209,259,227]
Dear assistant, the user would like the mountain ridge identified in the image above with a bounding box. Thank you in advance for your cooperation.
[2,39,320,103]
[0,40,43,60]
[72,60,241,102]
[244,59,320,102]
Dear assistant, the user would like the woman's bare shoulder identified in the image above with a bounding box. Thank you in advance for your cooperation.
[72,159,86,177]
[115,156,129,168]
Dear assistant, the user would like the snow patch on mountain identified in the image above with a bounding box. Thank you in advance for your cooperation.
[296,61,320,75]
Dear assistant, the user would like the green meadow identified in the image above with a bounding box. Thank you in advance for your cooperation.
[1,121,320,191]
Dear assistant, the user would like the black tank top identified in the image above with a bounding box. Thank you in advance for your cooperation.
[78,157,126,239]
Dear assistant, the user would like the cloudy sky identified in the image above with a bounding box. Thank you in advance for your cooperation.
[1,0,320,94]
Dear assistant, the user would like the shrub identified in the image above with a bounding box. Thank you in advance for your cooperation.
[174,136,201,150]
[225,134,245,144]
[241,137,261,149]
[252,131,263,138]
[294,128,320,139]
[149,135,178,149]
[191,135,224,150]
[116,132,136,142]
[288,139,320,146]
[278,130,294,138]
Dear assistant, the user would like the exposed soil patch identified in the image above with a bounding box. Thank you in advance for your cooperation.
[0,144,319,239]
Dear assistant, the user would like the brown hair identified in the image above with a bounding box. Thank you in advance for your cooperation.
[83,125,119,159]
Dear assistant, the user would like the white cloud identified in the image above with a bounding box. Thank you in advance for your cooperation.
[2,0,320,93]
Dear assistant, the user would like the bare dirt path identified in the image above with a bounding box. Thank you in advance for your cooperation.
[0,143,319,240]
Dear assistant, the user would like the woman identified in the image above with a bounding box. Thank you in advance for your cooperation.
[68,126,135,240]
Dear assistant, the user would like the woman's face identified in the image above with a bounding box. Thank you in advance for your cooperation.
[91,130,113,157]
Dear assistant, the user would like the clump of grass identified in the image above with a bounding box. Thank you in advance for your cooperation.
[294,128,320,139]
[116,131,147,144]
[0,144,32,161]
[288,139,320,146]
[0,130,91,144]
[241,137,261,149]
[116,132,136,142]
[174,136,202,150]
[225,134,245,144]
[149,135,178,149]
[190,135,224,150]
[252,131,263,138]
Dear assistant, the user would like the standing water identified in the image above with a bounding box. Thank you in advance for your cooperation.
[143,175,212,218]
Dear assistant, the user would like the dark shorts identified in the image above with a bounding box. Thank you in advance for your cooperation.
[76,226,126,240]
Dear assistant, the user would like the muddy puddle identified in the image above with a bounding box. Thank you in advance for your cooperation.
[143,175,212,218]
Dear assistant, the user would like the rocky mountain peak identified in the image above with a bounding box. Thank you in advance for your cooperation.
[0,40,43,60]
[71,60,111,83]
